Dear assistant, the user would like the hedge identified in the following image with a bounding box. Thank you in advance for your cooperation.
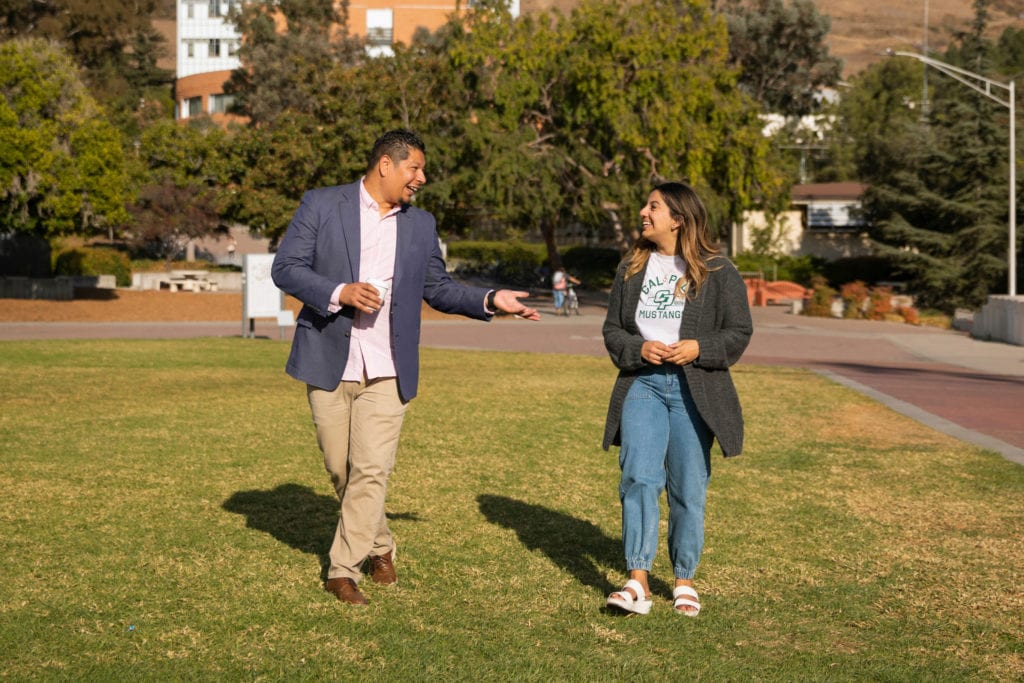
[53,247,132,287]
[446,241,621,289]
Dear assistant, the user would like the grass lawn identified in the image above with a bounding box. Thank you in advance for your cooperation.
[1,339,1021,681]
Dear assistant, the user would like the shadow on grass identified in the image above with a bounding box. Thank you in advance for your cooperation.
[222,483,424,581]
[477,494,672,601]
[222,483,336,579]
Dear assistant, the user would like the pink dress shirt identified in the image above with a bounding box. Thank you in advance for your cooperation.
[336,179,399,382]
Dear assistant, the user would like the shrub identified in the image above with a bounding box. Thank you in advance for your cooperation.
[446,241,546,287]
[131,258,240,273]
[898,305,920,325]
[822,256,896,288]
[803,275,836,317]
[840,280,870,319]
[562,246,620,288]
[867,285,893,320]
[446,241,621,290]
[917,309,951,329]
[54,247,132,287]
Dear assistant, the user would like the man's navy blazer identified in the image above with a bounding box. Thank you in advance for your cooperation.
[272,181,491,402]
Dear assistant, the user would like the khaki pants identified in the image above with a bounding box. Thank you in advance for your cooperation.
[307,377,407,582]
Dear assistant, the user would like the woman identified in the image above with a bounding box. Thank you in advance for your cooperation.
[551,268,579,314]
[602,182,752,616]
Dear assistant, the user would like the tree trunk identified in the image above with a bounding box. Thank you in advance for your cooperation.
[540,217,562,271]
[604,202,632,255]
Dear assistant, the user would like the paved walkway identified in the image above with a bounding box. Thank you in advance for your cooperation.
[3,300,1022,465]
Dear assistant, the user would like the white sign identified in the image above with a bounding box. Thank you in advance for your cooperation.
[242,253,284,337]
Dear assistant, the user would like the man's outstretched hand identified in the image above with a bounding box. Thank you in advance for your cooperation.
[494,290,541,320]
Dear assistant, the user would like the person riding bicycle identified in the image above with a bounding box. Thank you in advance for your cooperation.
[552,267,581,314]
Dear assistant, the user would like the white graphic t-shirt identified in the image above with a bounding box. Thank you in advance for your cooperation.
[635,253,687,344]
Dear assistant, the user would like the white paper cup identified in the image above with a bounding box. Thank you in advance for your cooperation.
[367,278,390,301]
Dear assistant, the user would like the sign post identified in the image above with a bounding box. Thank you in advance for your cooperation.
[242,254,284,338]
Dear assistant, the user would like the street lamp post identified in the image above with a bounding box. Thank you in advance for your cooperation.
[887,49,1017,296]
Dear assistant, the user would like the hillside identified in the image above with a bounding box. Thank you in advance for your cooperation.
[820,0,1024,76]
[525,0,1023,77]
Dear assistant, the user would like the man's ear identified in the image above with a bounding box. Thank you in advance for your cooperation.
[377,154,393,177]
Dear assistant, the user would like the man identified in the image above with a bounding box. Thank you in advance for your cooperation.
[272,129,539,605]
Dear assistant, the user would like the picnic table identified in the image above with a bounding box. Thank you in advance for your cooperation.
[162,270,219,293]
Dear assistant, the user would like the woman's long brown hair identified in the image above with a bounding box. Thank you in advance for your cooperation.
[624,181,721,300]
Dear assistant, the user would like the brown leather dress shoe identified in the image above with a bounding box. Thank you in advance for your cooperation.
[325,577,368,605]
[368,551,397,585]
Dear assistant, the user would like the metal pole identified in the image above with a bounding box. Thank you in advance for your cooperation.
[1011,80,1017,296]
[922,0,929,117]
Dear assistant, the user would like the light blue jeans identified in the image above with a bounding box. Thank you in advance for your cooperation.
[618,365,713,579]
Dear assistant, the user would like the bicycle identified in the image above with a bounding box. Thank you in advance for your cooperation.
[562,282,580,316]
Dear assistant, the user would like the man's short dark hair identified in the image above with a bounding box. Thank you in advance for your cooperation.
[367,129,426,170]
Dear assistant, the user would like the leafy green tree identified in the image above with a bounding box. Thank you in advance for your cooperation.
[122,118,232,259]
[0,0,172,113]
[712,0,842,116]
[440,0,787,264]
[220,0,786,256]
[222,19,458,244]
[225,0,362,124]
[832,58,924,183]
[131,118,231,189]
[220,112,355,242]
[0,39,129,238]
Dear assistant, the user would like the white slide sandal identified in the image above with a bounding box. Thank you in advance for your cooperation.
[606,579,653,615]
[672,585,701,617]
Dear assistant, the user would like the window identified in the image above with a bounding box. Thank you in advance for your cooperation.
[186,41,194,58]
[365,9,393,46]
[208,0,237,17]
[209,39,221,58]
[187,1,194,19]
[187,97,203,118]
[806,202,865,231]
[210,94,235,114]
[227,40,239,57]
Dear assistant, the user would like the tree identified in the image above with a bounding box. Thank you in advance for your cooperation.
[224,0,363,124]
[120,117,233,259]
[0,39,129,238]
[439,0,786,264]
[991,26,1024,74]
[858,0,1014,311]
[712,0,842,116]
[0,0,172,113]
[127,180,220,264]
[219,0,786,255]
[833,58,924,184]
[222,14,459,244]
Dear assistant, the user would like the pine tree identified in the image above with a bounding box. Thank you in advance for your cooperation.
[863,0,1015,311]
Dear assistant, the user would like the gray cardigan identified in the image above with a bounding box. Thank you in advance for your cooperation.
[601,256,753,456]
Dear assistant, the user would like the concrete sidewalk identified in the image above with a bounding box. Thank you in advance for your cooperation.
[2,301,1022,464]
